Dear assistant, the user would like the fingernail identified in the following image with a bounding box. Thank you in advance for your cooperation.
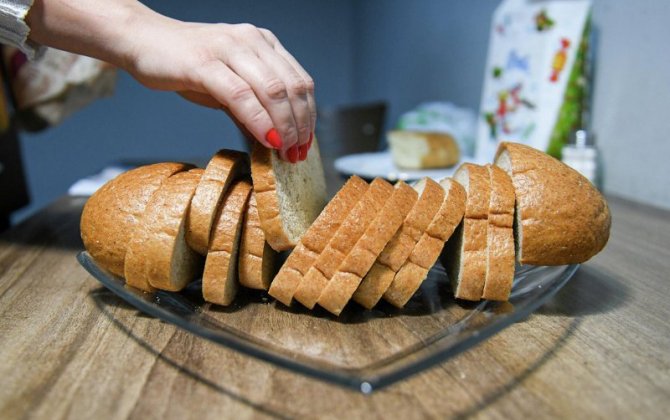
[287,145,299,163]
[308,132,314,149]
[265,128,283,149]
[298,144,308,161]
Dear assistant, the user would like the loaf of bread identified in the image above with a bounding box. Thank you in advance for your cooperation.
[293,178,394,309]
[494,142,610,265]
[125,169,204,292]
[388,130,460,169]
[251,139,327,251]
[353,177,445,309]
[443,163,490,301]
[384,178,465,308]
[79,140,611,316]
[238,191,276,291]
[317,181,417,315]
[186,150,249,255]
[482,164,515,301]
[202,179,252,306]
[80,162,191,277]
[269,176,368,306]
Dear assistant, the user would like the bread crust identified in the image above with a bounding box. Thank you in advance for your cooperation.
[384,179,466,308]
[203,179,252,305]
[482,164,516,301]
[444,163,490,301]
[80,162,191,277]
[239,191,276,290]
[125,169,204,292]
[251,140,327,251]
[268,176,368,306]
[494,142,611,265]
[186,150,249,255]
[353,177,445,309]
[293,178,393,309]
[317,181,418,315]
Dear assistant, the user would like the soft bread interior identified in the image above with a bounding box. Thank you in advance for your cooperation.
[170,221,203,289]
[494,150,522,263]
[272,146,327,245]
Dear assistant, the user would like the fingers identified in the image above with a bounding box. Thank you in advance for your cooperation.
[196,60,279,151]
[222,51,300,161]
[260,29,317,137]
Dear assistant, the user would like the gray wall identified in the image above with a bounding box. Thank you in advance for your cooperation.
[590,0,670,209]
[15,0,670,222]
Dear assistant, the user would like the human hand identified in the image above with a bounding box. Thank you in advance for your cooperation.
[125,18,316,162]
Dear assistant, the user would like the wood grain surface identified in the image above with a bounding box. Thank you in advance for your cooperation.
[0,195,669,419]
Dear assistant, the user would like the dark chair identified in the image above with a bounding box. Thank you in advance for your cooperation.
[0,122,30,231]
[315,101,387,195]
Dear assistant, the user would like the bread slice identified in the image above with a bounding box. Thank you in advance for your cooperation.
[384,178,466,308]
[125,169,204,292]
[482,164,516,301]
[268,176,368,306]
[494,142,611,265]
[202,179,252,305]
[80,162,191,277]
[186,149,249,255]
[317,181,417,315]
[442,163,490,301]
[251,139,327,251]
[353,177,446,309]
[293,178,394,309]
[238,190,277,290]
[388,130,460,169]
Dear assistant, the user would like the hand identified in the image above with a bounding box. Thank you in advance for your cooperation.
[26,0,316,162]
[126,18,316,162]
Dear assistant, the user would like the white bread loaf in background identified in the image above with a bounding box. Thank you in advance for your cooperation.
[388,130,460,169]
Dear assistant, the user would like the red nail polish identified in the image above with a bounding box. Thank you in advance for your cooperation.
[298,144,308,161]
[287,145,299,163]
[265,128,283,149]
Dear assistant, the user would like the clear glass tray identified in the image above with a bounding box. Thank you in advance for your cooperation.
[77,251,577,393]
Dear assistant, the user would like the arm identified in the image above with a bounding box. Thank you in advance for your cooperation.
[26,0,315,162]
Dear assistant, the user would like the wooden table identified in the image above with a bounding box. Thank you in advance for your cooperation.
[1,194,669,419]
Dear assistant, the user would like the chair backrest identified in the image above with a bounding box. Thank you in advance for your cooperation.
[315,101,387,158]
[0,123,30,231]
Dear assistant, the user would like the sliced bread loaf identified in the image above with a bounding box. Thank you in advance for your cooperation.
[293,178,394,309]
[353,177,445,309]
[442,163,490,301]
[251,140,327,251]
[317,181,417,315]
[238,190,276,290]
[482,164,516,301]
[186,149,249,255]
[268,176,368,306]
[384,178,466,308]
[80,162,191,277]
[494,142,611,265]
[125,168,204,292]
[202,179,252,305]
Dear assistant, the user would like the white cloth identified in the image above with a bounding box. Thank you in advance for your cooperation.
[0,0,41,59]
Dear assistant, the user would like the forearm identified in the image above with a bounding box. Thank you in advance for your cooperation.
[25,0,167,70]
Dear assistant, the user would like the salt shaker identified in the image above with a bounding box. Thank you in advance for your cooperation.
[562,130,600,188]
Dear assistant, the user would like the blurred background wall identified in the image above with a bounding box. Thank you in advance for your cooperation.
[14,0,670,222]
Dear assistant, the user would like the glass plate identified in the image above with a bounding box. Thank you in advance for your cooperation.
[77,251,577,394]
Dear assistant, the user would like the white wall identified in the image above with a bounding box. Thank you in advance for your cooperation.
[591,0,670,209]
[353,0,670,209]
